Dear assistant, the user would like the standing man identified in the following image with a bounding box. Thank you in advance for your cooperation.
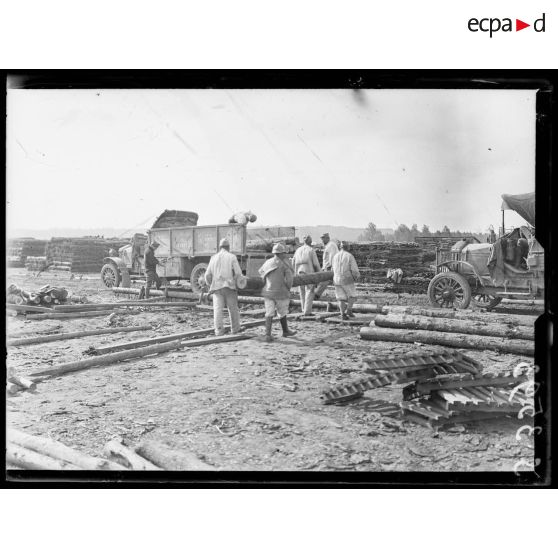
[144,241,162,297]
[332,241,360,320]
[293,235,321,316]
[259,243,296,342]
[204,238,243,336]
[314,232,339,299]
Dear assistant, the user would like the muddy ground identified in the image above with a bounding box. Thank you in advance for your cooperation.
[6,268,537,473]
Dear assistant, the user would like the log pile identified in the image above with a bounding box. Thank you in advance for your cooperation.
[25,256,48,271]
[7,238,48,267]
[7,283,69,307]
[338,241,432,283]
[46,237,129,273]
[246,236,298,253]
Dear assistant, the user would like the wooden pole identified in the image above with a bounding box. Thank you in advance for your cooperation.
[24,309,141,320]
[6,443,82,470]
[89,321,268,355]
[135,440,217,471]
[374,314,534,341]
[27,340,183,379]
[384,305,536,327]
[103,440,162,470]
[6,303,54,314]
[359,326,534,356]
[7,325,151,347]
[53,301,197,312]
[8,375,37,391]
[7,429,127,470]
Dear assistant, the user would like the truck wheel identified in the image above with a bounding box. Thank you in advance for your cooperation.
[427,271,472,309]
[101,263,121,289]
[190,263,208,294]
[472,294,502,310]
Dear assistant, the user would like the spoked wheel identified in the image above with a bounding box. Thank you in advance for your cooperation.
[100,263,121,289]
[190,263,208,294]
[427,271,472,309]
[472,293,502,310]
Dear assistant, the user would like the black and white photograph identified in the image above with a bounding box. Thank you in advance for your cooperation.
[4,74,550,480]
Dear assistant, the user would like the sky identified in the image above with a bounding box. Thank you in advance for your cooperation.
[6,88,536,235]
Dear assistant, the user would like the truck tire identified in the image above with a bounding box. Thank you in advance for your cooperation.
[190,263,208,294]
[101,263,121,289]
[427,271,472,309]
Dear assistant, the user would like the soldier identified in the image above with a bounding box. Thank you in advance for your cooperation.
[144,241,162,297]
[331,241,360,319]
[204,238,243,336]
[293,235,321,316]
[314,232,339,299]
[259,243,296,342]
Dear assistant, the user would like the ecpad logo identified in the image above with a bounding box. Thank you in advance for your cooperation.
[468,13,546,37]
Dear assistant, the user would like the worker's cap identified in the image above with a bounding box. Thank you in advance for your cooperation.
[151,241,160,248]
[320,233,330,239]
[219,238,230,248]
[272,242,287,254]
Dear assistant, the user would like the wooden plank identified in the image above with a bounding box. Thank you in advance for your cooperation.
[24,309,141,320]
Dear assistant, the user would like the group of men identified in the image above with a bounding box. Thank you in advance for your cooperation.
[142,232,360,341]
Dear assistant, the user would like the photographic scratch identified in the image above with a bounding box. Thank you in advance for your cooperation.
[296,133,324,164]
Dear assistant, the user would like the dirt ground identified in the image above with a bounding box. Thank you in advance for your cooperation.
[6,268,537,473]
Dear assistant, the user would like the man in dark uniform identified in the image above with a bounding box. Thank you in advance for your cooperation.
[144,241,162,296]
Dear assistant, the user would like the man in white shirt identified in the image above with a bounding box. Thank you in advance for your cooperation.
[331,241,360,320]
[314,232,339,299]
[204,238,243,336]
[293,235,321,315]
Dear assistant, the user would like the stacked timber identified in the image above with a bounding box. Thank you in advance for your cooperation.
[246,236,298,253]
[336,241,432,283]
[7,283,70,308]
[7,238,48,267]
[46,237,129,273]
[25,256,48,271]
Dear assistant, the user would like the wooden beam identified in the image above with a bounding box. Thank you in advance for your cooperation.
[7,325,151,347]
[53,301,197,312]
[24,309,141,320]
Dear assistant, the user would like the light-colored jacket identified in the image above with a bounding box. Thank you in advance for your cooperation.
[258,256,294,300]
[322,240,339,271]
[293,244,320,275]
[204,249,243,293]
[332,249,360,285]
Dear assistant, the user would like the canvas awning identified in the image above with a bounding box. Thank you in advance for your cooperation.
[501,192,535,227]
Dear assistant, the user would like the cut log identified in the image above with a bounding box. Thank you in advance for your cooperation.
[24,309,141,320]
[89,321,266,355]
[374,314,534,341]
[103,440,162,470]
[27,340,183,379]
[7,325,151,347]
[6,443,82,470]
[500,298,544,306]
[135,440,217,471]
[7,382,23,395]
[7,429,127,470]
[384,305,536,327]
[8,375,37,392]
[359,326,534,356]
[53,301,197,312]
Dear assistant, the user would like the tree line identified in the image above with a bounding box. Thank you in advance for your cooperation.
[357,223,478,243]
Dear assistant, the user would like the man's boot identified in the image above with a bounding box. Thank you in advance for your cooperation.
[265,316,274,342]
[346,299,355,318]
[280,316,296,337]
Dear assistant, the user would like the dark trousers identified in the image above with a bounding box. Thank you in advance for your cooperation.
[145,269,161,291]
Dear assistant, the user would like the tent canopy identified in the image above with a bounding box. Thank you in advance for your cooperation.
[501,192,535,227]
